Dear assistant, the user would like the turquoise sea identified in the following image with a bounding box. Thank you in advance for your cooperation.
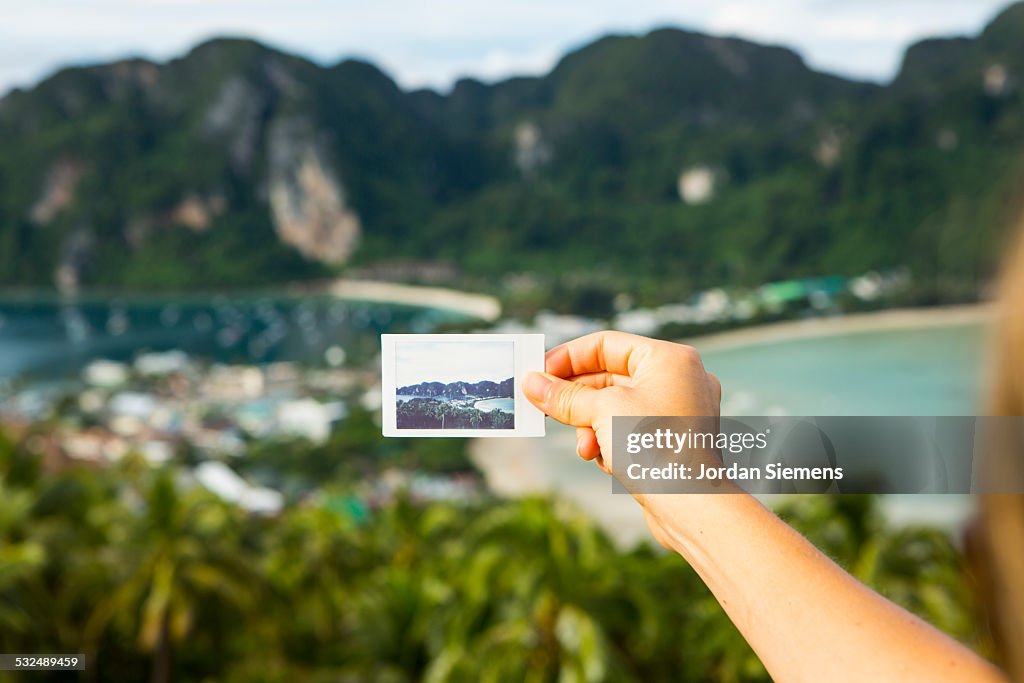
[0,295,466,381]
[0,297,986,418]
[698,323,986,416]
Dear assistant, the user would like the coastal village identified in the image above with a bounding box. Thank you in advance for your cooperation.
[0,350,371,514]
[0,270,911,515]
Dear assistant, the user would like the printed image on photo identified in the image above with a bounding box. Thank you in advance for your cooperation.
[395,340,515,430]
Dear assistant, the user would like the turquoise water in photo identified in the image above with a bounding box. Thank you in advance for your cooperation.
[474,397,515,413]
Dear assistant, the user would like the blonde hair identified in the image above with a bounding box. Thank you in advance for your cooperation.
[990,229,1024,417]
[980,225,1024,681]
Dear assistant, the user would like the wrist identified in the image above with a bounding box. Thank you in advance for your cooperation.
[640,487,758,559]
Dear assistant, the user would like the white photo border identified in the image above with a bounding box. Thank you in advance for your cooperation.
[381,333,546,438]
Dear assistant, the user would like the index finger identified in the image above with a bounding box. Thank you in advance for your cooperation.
[545,331,657,379]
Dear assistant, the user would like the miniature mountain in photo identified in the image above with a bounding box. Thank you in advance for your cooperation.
[396,377,514,429]
[396,377,514,400]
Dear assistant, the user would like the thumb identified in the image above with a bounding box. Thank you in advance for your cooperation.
[523,371,601,427]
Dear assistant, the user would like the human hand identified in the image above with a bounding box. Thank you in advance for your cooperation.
[522,331,724,548]
[522,331,722,475]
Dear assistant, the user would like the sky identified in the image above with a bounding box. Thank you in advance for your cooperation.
[0,0,1015,98]
[395,341,514,387]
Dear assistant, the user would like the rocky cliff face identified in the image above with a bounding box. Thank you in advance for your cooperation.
[202,75,268,174]
[267,117,361,264]
[30,157,83,224]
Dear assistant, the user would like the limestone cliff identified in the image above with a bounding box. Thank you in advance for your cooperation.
[30,157,83,224]
[267,117,361,265]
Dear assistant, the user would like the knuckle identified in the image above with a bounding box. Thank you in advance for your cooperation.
[677,344,701,364]
[663,342,704,371]
[554,381,585,422]
[707,372,722,392]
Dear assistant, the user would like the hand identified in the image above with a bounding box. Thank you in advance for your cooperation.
[523,331,722,473]
[522,331,723,548]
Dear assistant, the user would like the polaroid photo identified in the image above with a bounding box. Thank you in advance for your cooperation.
[381,333,546,437]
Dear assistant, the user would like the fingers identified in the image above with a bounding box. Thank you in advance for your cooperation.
[564,372,632,390]
[545,331,657,379]
[707,372,722,405]
[523,371,602,427]
[575,427,601,461]
[588,430,611,474]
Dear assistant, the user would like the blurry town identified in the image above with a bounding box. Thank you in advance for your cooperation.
[0,268,907,516]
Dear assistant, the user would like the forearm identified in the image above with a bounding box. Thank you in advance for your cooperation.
[644,492,1005,683]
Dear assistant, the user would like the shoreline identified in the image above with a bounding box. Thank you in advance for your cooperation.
[0,287,987,337]
[322,279,501,321]
[683,303,995,353]
[472,397,514,413]
[0,279,503,322]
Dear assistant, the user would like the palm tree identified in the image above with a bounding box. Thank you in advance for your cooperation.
[0,479,47,646]
[420,498,622,681]
[260,502,363,666]
[84,467,258,683]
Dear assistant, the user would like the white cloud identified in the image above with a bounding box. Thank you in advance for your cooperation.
[381,44,563,93]
[0,0,1014,95]
[704,0,1009,80]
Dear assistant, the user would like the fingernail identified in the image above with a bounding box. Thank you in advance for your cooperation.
[576,433,586,458]
[523,372,553,402]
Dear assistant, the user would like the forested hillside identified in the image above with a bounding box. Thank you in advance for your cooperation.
[1,3,1022,301]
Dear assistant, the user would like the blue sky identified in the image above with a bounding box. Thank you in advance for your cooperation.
[0,0,1014,97]
[395,341,514,386]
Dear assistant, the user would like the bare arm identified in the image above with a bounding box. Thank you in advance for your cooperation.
[644,491,1003,683]
[523,331,1005,683]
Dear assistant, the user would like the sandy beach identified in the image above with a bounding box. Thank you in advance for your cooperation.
[684,304,994,353]
[325,279,502,321]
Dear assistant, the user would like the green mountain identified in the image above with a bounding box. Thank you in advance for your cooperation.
[1,3,1022,303]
